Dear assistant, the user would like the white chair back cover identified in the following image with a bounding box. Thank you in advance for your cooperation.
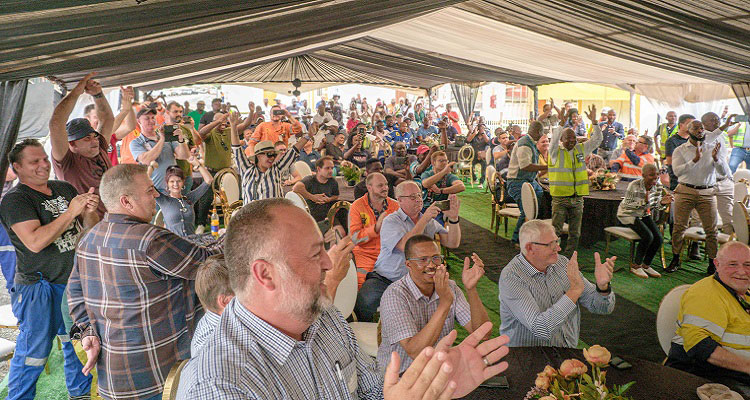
[153,209,165,227]
[733,169,750,184]
[333,262,358,319]
[220,172,240,204]
[656,284,692,355]
[734,182,749,205]
[293,161,313,177]
[485,147,493,164]
[521,182,538,220]
[733,201,750,244]
[485,165,496,189]
[285,191,310,213]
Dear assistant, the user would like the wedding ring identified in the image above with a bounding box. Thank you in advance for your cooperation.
[482,357,490,367]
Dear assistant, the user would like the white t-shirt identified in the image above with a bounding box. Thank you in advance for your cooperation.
[312,112,334,125]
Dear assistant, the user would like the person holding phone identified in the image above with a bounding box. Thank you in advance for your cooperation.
[597,109,626,164]
[245,105,303,155]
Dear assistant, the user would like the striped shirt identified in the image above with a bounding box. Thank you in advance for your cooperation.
[66,213,223,400]
[190,310,221,356]
[233,144,299,204]
[378,273,471,374]
[177,299,383,399]
[617,178,665,225]
[499,254,615,347]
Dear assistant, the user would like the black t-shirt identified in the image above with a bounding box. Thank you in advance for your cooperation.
[199,111,216,128]
[354,172,399,200]
[665,134,689,191]
[325,144,345,163]
[0,181,81,285]
[347,150,370,168]
[302,175,340,222]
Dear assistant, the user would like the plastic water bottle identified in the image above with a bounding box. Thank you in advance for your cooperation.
[211,208,220,238]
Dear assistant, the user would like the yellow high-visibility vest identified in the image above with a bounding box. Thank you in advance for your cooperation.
[658,123,678,155]
[549,143,589,197]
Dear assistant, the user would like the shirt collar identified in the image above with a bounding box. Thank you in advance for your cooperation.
[404,273,438,302]
[232,299,324,365]
[104,213,148,225]
[516,253,560,276]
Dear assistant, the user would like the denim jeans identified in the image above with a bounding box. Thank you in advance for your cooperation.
[507,179,543,243]
[354,272,393,322]
[729,147,750,174]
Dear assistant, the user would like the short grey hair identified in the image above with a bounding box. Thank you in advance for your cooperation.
[519,219,555,255]
[395,180,420,198]
[225,198,290,294]
[99,164,148,211]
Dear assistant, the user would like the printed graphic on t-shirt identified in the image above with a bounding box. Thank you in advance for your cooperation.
[42,196,80,252]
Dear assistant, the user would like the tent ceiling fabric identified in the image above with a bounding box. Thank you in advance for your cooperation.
[0,0,463,87]
[456,0,750,84]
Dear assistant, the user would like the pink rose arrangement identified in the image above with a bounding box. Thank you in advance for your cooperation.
[524,345,634,400]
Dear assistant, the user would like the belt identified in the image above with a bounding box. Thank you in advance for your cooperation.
[717,176,729,182]
[682,183,714,190]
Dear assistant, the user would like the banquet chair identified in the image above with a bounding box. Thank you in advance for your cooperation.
[603,226,640,269]
[326,201,351,243]
[456,145,475,187]
[0,338,14,365]
[656,284,692,357]
[334,262,380,358]
[484,165,495,193]
[732,201,750,245]
[162,359,189,400]
[493,177,520,237]
[733,168,750,184]
[683,227,732,260]
[734,181,749,205]
[153,209,165,228]
[521,182,568,234]
[293,160,313,178]
[284,191,310,213]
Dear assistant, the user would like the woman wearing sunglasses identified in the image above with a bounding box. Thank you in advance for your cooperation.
[155,156,213,236]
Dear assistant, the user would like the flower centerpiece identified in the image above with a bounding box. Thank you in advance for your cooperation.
[589,170,620,191]
[524,345,634,400]
[338,161,362,185]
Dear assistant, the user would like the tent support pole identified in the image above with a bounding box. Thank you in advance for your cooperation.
[629,88,636,129]
[530,85,538,119]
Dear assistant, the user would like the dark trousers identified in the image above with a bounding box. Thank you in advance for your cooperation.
[627,215,662,266]
[354,272,392,322]
[472,154,487,184]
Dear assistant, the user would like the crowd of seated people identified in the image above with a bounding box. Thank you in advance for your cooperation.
[2,71,750,399]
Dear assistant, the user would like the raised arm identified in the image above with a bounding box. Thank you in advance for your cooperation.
[49,72,97,161]
[582,105,602,154]
[112,86,136,140]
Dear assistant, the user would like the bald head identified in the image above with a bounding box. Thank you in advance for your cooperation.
[528,121,544,140]
[701,112,720,132]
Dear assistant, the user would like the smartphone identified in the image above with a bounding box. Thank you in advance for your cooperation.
[736,115,749,122]
[609,356,633,370]
[434,199,451,211]
[358,126,366,134]
[473,111,480,117]
[162,125,179,142]
[273,109,285,116]
[480,375,509,388]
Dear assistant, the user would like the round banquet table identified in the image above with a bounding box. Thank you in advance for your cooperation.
[462,346,709,400]
[580,180,629,246]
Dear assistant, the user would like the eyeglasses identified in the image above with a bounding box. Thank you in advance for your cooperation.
[531,238,561,249]
[398,194,422,202]
[407,255,445,268]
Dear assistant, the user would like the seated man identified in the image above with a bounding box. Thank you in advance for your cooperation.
[416,117,438,143]
[420,150,465,224]
[378,235,490,374]
[610,135,655,180]
[191,254,235,356]
[354,158,402,200]
[666,241,750,396]
[293,156,346,237]
[499,219,616,347]
[354,181,461,322]
[349,173,400,288]
[384,142,416,180]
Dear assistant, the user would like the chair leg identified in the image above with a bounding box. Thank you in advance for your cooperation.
[604,233,610,257]
[490,205,496,230]
[504,217,509,236]
[660,225,667,270]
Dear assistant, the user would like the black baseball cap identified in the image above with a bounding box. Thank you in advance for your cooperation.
[137,107,157,119]
[65,118,98,142]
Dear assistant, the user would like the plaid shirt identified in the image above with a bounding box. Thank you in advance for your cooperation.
[67,213,223,400]
[233,144,299,203]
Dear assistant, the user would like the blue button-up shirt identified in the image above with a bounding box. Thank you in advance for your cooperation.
[598,121,625,150]
[178,299,383,399]
[373,208,447,281]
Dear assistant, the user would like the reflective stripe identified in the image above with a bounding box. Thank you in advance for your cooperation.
[58,334,71,343]
[356,267,369,275]
[25,356,47,367]
[0,245,13,252]
[548,180,589,187]
[727,347,750,358]
[548,166,587,173]
[721,331,750,347]
[681,314,725,338]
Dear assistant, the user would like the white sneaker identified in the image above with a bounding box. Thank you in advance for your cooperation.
[630,267,649,279]
[643,266,662,278]
[478,183,484,189]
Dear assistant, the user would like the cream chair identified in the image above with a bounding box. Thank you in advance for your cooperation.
[485,165,495,194]
[153,209,165,228]
[493,177,520,236]
[162,359,189,400]
[656,284,692,356]
[456,145,475,187]
[521,182,568,233]
[334,263,379,357]
[284,191,310,213]
[293,161,313,178]
[732,201,750,244]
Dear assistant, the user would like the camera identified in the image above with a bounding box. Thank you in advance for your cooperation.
[162,125,180,142]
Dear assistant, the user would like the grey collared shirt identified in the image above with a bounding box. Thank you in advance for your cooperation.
[377,273,471,374]
[671,131,729,187]
[190,310,221,356]
[499,254,615,347]
[373,208,447,282]
[178,299,383,399]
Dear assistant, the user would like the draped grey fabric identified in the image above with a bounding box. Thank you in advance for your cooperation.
[732,83,750,116]
[450,82,480,127]
[0,80,28,187]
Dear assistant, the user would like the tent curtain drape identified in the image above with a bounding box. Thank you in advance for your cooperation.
[731,83,750,116]
[0,80,29,188]
[450,82,480,127]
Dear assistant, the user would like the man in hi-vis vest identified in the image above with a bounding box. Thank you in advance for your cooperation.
[548,105,602,255]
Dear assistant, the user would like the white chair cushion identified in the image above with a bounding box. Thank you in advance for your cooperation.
[604,226,641,241]
[496,208,520,218]
[0,337,15,358]
[0,304,18,327]
[683,226,706,241]
[718,232,731,244]
[350,322,378,358]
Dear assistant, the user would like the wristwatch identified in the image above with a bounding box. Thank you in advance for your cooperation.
[448,217,460,224]
[93,92,104,99]
[596,284,611,294]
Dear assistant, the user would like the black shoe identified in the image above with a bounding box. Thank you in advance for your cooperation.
[665,256,681,273]
[707,258,716,275]
[688,242,701,260]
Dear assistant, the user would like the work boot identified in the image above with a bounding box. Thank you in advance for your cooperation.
[665,255,680,273]
[688,242,701,260]
[707,258,716,275]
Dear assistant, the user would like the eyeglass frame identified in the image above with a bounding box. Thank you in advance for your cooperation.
[530,237,561,249]
[406,255,446,268]
[397,194,423,202]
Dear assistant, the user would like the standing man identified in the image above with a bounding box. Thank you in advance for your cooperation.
[506,121,548,245]
[49,72,113,217]
[349,172,400,288]
[598,109,625,164]
[67,164,223,400]
[246,105,303,155]
[186,100,206,130]
[654,111,678,164]
[197,112,240,174]
[548,105,602,256]
[442,104,462,135]
[665,114,696,191]
[726,117,750,174]
[198,98,222,130]
[667,120,729,274]
[1,139,99,400]
[378,235,490,373]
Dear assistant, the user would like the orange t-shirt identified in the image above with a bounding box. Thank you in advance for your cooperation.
[442,111,462,135]
[119,127,140,164]
[247,121,302,154]
[348,195,400,288]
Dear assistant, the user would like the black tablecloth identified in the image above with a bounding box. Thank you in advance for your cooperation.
[580,181,629,246]
[463,347,708,400]
[281,181,355,202]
